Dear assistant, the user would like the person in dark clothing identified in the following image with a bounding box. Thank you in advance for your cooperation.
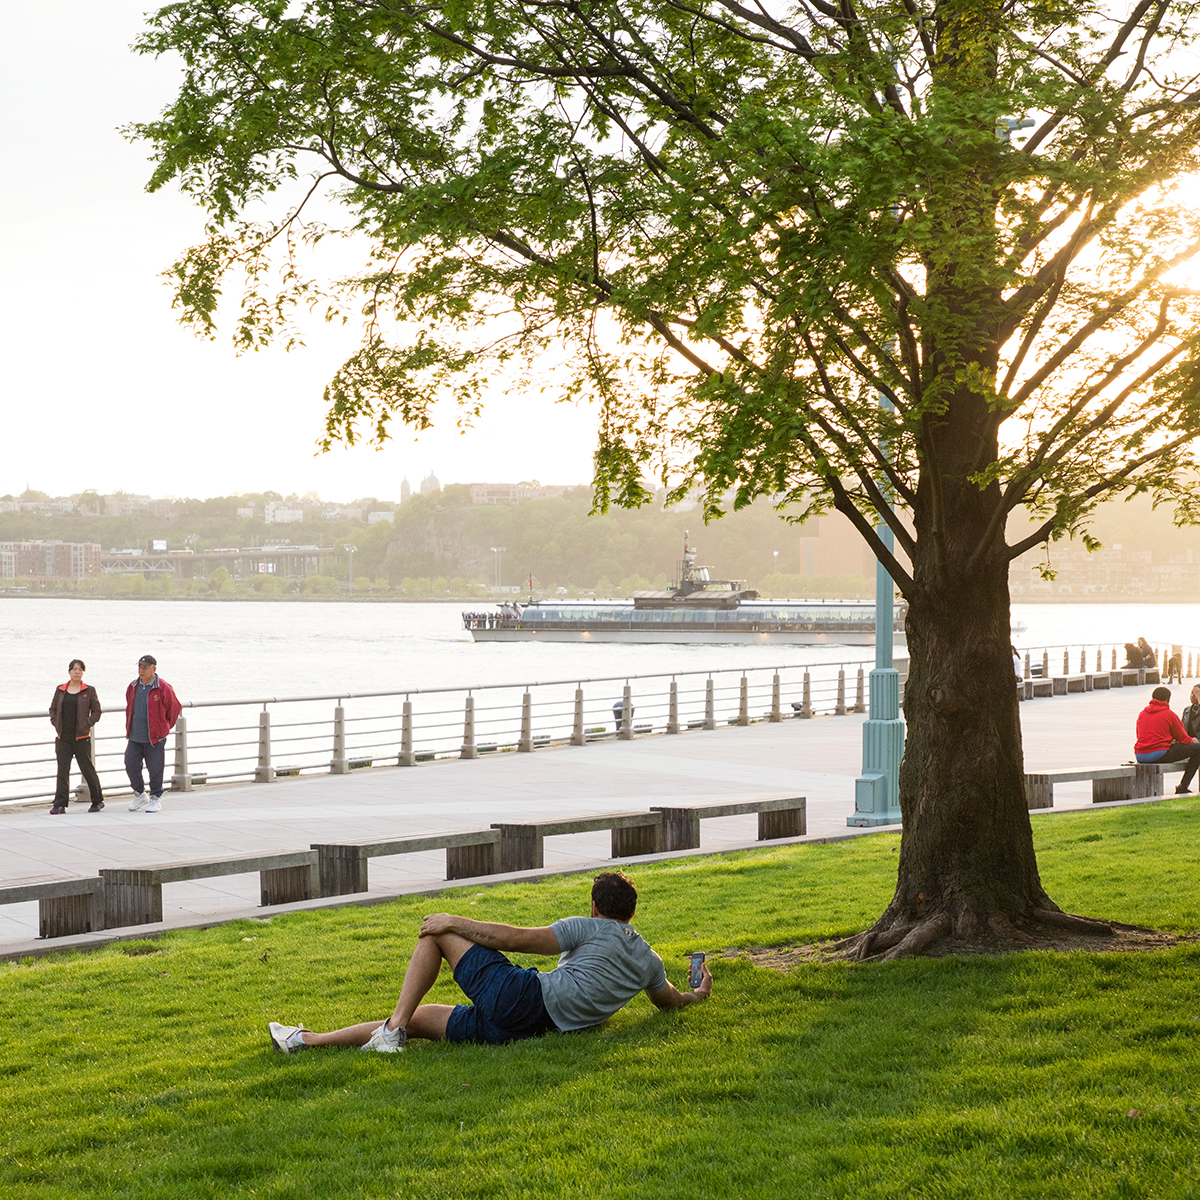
[1123,642,1142,669]
[1136,637,1158,668]
[124,655,183,814]
[48,659,104,815]
[1182,685,1200,741]
[1134,686,1200,795]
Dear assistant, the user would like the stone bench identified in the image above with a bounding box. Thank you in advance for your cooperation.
[650,797,807,851]
[312,830,501,897]
[100,850,319,928]
[0,876,106,938]
[1133,760,1186,797]
[492,812,663,873]
[1052,674,1089,695]
[1024,767,1137,809]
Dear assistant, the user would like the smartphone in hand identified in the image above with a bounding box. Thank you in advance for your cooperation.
[689,952,706,988]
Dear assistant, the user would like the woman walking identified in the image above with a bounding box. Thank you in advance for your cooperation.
[48,659,104,814]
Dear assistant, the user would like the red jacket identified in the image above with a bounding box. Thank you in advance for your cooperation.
[1134,699,1192,754]
[125,676,183,746]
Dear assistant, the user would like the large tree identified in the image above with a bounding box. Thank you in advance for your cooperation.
[134,0,1200,955]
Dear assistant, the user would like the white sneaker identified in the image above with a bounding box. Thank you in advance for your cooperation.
[268,1021,309,1054]
[361,1022,406,1053]
[128,793,147,811]
[146,796,162,813]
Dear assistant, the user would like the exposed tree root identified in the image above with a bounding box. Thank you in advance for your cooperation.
[1030,908,1114,937]
[877,914,951,961]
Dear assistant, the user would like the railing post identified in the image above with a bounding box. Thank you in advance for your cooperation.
[171,716,193,792]
[518,691,534,752]
[1080,648,1086,673]
[619,683,634,740]
[1062,649,1069,675]
[571,687,585,745]
[255,708,274,782]
[460,694,479,759]
[854,667,865,714]
[1043,650,1050,679]
[1112,646,1117,669]
[1024,652,1031,680]
[835,668,847,715]
[667,680,681,733]
[1190,652,1194,679]
[398,699,416,766]
[737,675,750,725]
[770,673,783,722]
[704,678,716,729]
[800,671,812,718]
[1096,647,1102,672]
[330,704,348,774]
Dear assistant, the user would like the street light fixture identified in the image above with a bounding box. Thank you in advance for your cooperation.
[344,543,357,593]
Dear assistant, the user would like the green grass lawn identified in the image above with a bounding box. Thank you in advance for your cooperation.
[3,799,1200,1199]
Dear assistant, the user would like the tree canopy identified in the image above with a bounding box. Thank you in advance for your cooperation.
[133,0,1200,956]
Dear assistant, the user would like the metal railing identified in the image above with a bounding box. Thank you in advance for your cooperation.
[2,638,1194,808]
[0,656,891,806]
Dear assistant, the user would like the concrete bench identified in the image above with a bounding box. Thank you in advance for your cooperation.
[1133,760,1186,797]
[650,797,807,851]
[0,876,106,938]
[492,812,663,873]
[312,830,501,897]
[100,850,319,928]
[1024,767,1136,809]
[1053,675,1089,695]
[1028,678,1055,698]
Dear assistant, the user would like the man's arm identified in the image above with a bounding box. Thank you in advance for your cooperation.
[419,912,561,956]
[646,961,712,1010]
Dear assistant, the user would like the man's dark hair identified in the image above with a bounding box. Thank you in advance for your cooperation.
[1153,686,1172,702]
[592,872,637,922]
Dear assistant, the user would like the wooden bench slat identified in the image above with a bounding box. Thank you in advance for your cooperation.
[0,877,104,904]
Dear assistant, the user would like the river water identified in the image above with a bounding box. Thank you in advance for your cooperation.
[0,597,1196,713]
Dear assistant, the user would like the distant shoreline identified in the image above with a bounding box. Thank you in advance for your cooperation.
[3,592,1200,605]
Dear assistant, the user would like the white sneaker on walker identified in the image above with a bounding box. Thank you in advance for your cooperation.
[128,793,147,811]
[361,1022,406,1053]
[146,796,162,813]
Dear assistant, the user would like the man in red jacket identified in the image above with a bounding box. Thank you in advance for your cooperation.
[1134,686,1200,795]
[125,655,183,814]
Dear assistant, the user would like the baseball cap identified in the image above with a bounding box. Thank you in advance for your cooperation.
[138,655,157,667]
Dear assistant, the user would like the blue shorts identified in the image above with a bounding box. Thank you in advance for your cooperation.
[444,944,559,1045]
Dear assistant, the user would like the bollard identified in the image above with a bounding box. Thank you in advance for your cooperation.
[1043,650,1050,679]
[1096,647,1102,672]
[171,716,193,792]
[1062,649,1069,675]
[330,704,349,774]
[704,678,716,730]
[854,667,865,713]
[1024,652,1031,680]
[619,683,634,740]
[800,671,812,718]
[254,709,274,782]
[518,691,534,752]
[460,694,479,759]
[398,700,416,766]
[1111,646,1117,669]
[667,680,681,734]
[737,675,750,725]
[835,668,846,715]
[770,673,783,722]
[1080,648,1086,673]
[571,686,585,745]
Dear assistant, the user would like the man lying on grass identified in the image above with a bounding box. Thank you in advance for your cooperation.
[269,870,712,1054]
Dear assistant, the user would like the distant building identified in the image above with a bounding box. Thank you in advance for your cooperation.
[470,483,567,505]
[264,501,305,525]
[322,506,360,521]
[0,540,102,580]
[400,477,411,503]
[237,505,255,519]
[103,494,152,518]
[367,511,395,525]
[420,470,440,495]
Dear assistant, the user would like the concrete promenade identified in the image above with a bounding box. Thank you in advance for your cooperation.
[0,678,1179,953]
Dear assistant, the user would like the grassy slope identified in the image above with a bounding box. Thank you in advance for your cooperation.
[2,800,1200,1200]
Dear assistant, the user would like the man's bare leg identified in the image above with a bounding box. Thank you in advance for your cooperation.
[300,930,474,1046]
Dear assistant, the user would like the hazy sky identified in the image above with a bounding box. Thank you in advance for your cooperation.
[0,3,600,501]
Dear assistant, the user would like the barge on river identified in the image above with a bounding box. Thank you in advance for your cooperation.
[463,539,904,645]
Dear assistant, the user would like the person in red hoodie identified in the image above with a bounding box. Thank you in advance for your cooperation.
[124,655,183,814]
[1134,686,1200,795]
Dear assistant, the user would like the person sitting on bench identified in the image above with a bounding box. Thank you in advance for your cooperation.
[268,871,712,1054]
[1134,686,1200,796]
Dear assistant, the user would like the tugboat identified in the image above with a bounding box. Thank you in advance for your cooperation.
[462,536,904,645]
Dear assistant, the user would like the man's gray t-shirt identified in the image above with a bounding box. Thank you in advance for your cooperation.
[131,680,153,743]
[539,916,668,1032]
